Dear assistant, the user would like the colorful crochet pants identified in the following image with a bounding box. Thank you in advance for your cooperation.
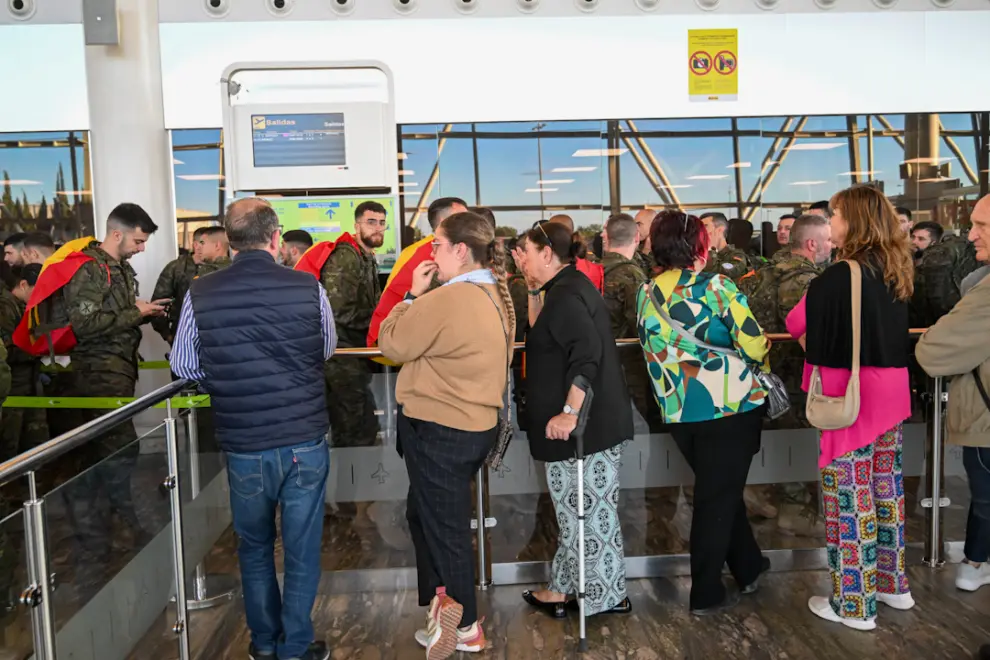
[821,424,910,620]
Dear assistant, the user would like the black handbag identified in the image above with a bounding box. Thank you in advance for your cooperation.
[647,283,791,420]
[470,283,514,470]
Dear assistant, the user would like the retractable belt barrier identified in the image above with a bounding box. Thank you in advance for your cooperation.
[5,331,926,409]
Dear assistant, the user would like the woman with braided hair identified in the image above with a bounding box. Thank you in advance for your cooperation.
[378,210,515,660]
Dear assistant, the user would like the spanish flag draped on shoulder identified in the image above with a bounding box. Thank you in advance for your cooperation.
[13,236,97,356]
[293,232,361,280]
[366,235,434,365]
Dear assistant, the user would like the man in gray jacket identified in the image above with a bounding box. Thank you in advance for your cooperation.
[916,195,990,613]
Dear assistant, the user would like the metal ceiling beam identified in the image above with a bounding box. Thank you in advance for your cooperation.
[846,116,862,186]
[408,123,453,228]
[741,116,806,223]
[938,120,978,186]
[618,133,673,207]
[874,115,906,148]
[624,120,683,209]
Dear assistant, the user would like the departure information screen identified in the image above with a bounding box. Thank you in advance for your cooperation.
[251,113,347,168]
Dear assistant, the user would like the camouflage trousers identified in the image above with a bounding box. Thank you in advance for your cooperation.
[57,370,145,569]
[1,375,51,464]
[0,496,17,619]
[325,357,381,448]
[622,354,667,434]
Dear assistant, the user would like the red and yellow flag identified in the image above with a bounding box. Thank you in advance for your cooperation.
[13,236,96,356]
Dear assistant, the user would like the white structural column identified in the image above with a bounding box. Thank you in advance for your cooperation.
[84,0,175,367]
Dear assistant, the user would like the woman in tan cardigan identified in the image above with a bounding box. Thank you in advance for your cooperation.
[378,211,515,660]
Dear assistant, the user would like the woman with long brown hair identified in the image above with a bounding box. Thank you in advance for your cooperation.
[786,186,914,631]
[378,211,515,659]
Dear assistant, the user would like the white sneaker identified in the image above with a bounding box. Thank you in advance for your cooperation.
[414,622,486,653]
[877,592,915,610]
[956,562,990,592]
[807,596,876,631]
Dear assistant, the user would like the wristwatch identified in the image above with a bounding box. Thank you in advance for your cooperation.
[563,404,577,416]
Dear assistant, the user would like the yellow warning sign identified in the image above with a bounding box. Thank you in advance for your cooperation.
[688,29,738,102]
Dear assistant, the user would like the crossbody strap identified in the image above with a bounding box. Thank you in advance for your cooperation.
[470,283,512,420]
[847,260,862,377]
[647,283,737,357]
[973,368,990,414]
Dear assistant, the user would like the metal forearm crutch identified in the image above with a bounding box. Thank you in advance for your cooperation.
[572,382,595,654]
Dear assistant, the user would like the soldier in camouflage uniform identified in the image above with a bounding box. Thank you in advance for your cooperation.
[633,209,658,277]
[757,215,832,430]
[700,212,751,281]
[0,264,49,462]
[0,337,11,621]
[322,202,386,447]
[61,204,168,566]
[911,233,980,328]
[506,237,530,431]
[151,226,230,345]
[601,215,657,429]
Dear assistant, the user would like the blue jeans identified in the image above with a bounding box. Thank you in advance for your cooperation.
[964,446,990,564]
[227,438,329,659]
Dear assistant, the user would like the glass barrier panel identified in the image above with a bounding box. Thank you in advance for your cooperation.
[0,505,32,659]
[322,363,415,572]
[45,421,171,656]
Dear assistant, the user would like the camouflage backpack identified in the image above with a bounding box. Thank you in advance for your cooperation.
[737,262,784,333]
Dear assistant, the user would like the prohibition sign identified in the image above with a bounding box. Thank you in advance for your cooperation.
[690,51,712,76]
[714,50,737,75]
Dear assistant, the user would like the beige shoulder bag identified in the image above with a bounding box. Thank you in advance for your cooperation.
[806,260,862,430]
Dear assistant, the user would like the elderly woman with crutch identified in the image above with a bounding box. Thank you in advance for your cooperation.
[515,221,634,631]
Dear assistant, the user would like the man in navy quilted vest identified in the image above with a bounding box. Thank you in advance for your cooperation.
[171,197,337,660]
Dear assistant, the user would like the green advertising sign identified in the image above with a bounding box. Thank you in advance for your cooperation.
[266,195,399,272]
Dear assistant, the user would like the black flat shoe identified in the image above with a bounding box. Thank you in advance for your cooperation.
[566,597,633,615]
[741,555,772,595]
[690,589,741,616]
[522,590,568,619]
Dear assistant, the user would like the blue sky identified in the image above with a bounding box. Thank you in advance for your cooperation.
[1,114,981,234]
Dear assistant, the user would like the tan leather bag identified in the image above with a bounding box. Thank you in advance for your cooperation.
[806,260,862,430]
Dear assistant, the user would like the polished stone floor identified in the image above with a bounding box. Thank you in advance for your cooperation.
[136,564,990,660]
[203,476,970,573]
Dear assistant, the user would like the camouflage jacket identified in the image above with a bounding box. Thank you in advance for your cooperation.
[602,252,648,340]
[151,254,228,343]
[739,252,820,334]
[320,242,381,348]
[0,287,38,388]
[911,234,980,327]
[0,341,8,405]
[63,242,144,378]
[776,254,822,327]
[634,251,657,278]
[704,245,751,281]
[508,274,528,342]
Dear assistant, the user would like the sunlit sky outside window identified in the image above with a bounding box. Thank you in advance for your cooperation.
[0,113,985,241]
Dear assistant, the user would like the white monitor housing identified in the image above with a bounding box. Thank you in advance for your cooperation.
[221,62,397,196]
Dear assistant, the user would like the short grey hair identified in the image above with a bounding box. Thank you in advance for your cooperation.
[605,214,639,248]
[790,213,830,246]
[224,198,278,252]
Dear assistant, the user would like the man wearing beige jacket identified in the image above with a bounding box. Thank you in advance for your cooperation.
[916,195,990,603]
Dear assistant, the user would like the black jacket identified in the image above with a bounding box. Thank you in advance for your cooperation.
[524,266,633,462]
[190,250,329,453]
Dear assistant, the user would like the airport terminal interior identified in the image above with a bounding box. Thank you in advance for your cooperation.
[2,0,990,659]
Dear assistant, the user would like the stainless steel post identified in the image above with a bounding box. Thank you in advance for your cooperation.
[383,365,396,440]
[22,472,56,660]
[164,400,191,660]
[183,406,237,610]
[924,376,946,567]
[475,466,488,589]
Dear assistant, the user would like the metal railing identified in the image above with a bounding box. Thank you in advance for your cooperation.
[0,329,949,658]
[0,379,193,660]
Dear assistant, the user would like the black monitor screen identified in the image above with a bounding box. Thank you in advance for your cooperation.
[251,113,347,168]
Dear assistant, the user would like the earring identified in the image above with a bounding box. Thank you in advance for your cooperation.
[544,264,550,268]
